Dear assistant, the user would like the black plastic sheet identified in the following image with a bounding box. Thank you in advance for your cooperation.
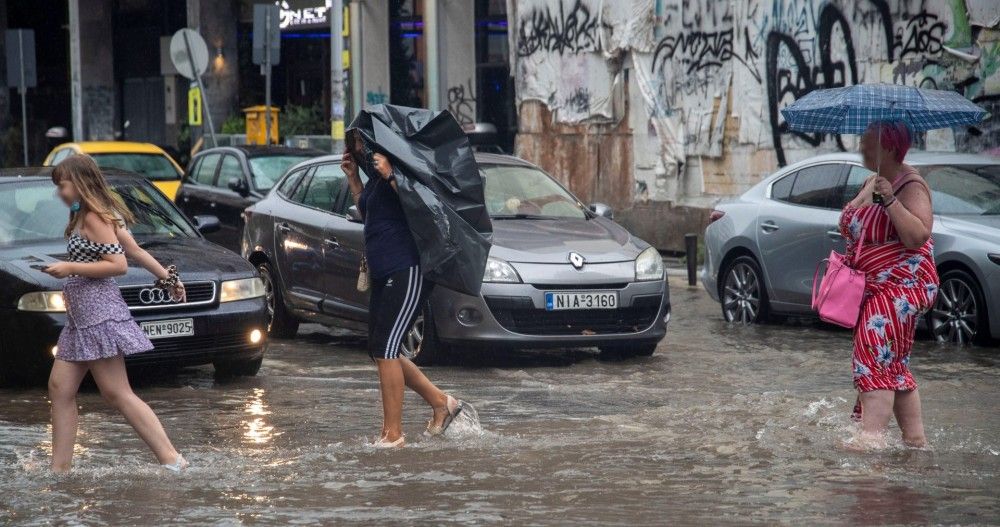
[348,104,493,297]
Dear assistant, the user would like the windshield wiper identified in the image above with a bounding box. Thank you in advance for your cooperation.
[491,213,553,220]
[117,193,189,233]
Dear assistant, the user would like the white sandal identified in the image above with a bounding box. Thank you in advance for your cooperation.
[371,435,406,449]
[161,454,188,473]
[425,395,464,437]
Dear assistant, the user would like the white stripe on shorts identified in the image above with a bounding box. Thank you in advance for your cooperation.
[385,266,422,359]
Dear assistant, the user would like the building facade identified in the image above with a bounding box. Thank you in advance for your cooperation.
[509,0,1000,249]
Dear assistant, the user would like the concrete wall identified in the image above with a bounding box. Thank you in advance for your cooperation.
[187,0,239,140]
[439,0,478,125]
[70,0,116,141]
[510,0,1000,250]
[357,0,390,109]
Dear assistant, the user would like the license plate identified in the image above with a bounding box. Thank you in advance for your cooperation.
[545,291,618,311]
[140,318,194,340]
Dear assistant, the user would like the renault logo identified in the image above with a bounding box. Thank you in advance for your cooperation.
[568,252,585,270]
[139,287,177,305]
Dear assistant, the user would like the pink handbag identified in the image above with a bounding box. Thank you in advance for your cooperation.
[811,229,866,328]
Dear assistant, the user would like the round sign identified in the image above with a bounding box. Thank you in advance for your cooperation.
[169,29,209,80]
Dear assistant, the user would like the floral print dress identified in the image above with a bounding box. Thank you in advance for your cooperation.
[838,167,939,405]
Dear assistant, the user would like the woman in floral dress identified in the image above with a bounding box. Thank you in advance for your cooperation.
[839,121,939,448]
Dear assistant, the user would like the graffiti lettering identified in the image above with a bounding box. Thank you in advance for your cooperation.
[897,12,946,58]
[562,87,591,115]
[516,0,601,57]
[366,89,388,106]
[447,79,477,126]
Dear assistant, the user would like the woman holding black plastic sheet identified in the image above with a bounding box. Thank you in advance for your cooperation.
[342,130,465,448]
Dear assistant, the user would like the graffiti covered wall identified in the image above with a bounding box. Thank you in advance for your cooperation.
[510,0,1000,247]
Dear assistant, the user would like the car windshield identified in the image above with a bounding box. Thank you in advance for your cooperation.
[89,153,181,181]
[249,156,314,191]
[919,164,1000,215]
[482,165,587,219]
[0,179,197,246]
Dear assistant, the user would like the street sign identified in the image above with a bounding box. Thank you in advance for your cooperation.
[253,4,281,66]
[188,86,202,126]
[5,29,36,91]
[169,29,208,81]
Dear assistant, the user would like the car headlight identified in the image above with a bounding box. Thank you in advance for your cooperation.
[220,278,266,302]
[483,257,521,283]
[635,246,664,281]
[17,291,67,312]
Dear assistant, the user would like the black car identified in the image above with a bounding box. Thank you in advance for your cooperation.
[0,168,269,384]
[176,145,325,251]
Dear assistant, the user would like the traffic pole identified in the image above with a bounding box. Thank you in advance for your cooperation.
[264,6,272,145]
[330,0,345,150]
[17,30,28,166]
[183,30,218,148]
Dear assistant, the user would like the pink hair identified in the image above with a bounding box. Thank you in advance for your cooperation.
[867,121,912,163]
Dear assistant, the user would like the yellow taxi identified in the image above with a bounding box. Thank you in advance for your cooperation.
[43,142,185,200]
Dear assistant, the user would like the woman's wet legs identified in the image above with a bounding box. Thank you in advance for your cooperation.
[398,357,449,427]
[49,360,90,472]
[375,358,406,441]
[858,390,894,448]
[894,388,927,447]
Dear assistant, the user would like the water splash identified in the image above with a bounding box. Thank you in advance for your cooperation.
[444,402,483,439]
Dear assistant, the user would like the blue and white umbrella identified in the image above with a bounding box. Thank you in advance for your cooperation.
[780,83,987,134]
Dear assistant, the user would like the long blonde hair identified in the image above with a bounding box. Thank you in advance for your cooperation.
[52,154,135,237]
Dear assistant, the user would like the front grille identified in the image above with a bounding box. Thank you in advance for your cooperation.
[485,295,662,336]
[120,281,216,311]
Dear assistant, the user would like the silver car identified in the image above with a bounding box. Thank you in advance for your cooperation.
[702,152,1000,345]
[243,153,670,362]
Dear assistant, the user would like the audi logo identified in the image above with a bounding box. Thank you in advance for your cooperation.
[139,288,179,305]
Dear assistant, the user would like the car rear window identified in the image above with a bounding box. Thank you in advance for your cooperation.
[919,165,1000,215]
[249,155,315,191]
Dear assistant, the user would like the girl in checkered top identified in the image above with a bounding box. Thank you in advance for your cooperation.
[43,154,188,473]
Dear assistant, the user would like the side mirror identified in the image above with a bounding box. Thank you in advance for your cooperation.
[346,205,363,223]
[193,214,221,234]
[227,177,249,195]
[589,202,614,220]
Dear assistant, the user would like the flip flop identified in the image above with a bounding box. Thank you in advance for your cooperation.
[161,454,188,473]
[425,395,464,437]
[371,435,406,449]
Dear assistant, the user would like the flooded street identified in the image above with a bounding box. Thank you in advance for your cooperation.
[2,276,998,525]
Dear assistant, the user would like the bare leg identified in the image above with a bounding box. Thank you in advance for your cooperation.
[88,356,179,465]
[49,360,90,472]
[375,358,405,442]
[858,390,895,448]
[398,357,450,426]
[893,388,927,448]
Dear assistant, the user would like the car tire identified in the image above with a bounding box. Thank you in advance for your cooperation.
[598,342,658,360]
[409,301,452,366]
[258,262,299,339]
[213,356,263,378]
[720,255,770,325]
[927,269,988,345]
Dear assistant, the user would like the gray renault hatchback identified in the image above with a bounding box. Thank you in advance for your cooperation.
[702,152,1000,345]
[243,153,670,362]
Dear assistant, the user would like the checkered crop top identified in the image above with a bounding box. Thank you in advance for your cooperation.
[67,232,124,263]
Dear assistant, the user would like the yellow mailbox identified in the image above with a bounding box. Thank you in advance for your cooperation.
[243,105,280,145]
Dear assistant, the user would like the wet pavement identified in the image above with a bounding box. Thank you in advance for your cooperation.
[2,276,999,525]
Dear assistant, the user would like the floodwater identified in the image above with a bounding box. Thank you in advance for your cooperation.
[2,276,998,525]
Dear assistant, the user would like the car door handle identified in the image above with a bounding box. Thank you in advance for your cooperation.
[760,222,779,232]
[277,223,291,234]
[209,202,216,208]
[323,238,340,248]
[827,229,844,239]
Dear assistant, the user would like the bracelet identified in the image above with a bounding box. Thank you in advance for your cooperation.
[154,265,180,290]
[882,197,897,208]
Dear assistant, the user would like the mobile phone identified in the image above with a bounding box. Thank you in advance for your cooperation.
[872,192,884,205]
[30,264,49,271]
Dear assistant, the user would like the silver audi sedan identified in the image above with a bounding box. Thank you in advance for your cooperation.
[702,152,1000,345]
[243,153,670,362]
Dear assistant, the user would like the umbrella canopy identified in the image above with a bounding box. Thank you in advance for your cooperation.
[348,104,492,297]
[780,84,987,134]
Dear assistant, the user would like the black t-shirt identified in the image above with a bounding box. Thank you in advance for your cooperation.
[357,176,419,280]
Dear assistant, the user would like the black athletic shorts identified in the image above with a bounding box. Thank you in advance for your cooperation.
[368,265,434,360]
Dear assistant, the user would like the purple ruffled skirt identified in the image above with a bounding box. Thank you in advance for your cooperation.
[56,277,153,362]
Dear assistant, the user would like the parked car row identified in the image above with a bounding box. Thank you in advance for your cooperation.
[703,152,1000,345]
[2,144,673,383]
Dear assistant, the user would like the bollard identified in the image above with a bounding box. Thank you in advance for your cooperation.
[685,233,698,286]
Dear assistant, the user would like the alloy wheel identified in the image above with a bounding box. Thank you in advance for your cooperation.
[259,267,276,331]
[930,277,978,344]
[402,315,424,358]
[723,262,761,325]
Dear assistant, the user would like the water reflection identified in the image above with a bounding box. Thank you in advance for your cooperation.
[242,388,275,446]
